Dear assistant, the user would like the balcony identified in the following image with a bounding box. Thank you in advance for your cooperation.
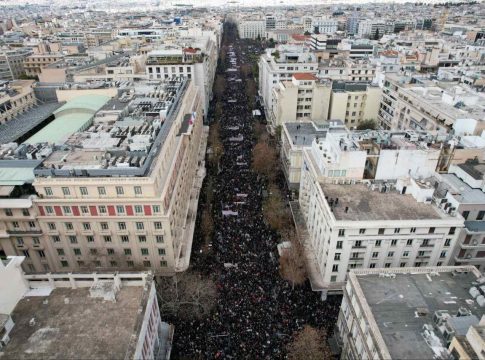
[7,229,42,235]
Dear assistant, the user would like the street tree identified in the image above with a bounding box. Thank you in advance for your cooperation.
[287,325,332,360]
[279,231,307,289]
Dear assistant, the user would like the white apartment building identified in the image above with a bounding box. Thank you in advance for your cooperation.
[318,58,376,82]
[0,78,208,275]
[145,40,218,117]
[297,145,463,293]
[312,17,338,35]
[0,256,173,360]
[237,19,266,39]
[258,46,318,126]
[379,74,485,135]
[337,266,484,360]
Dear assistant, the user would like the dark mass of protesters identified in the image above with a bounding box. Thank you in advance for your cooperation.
[168,24,341,359]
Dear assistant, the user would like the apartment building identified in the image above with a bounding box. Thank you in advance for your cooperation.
[237,19,266,39]
[297,145,463,292]
[318,58,376,82]
[0,49,31,81]
[312,17,338,35]
[379,74,485,135]
[23,53,64,77]
[271,74,331,126]
[145,40,218,116]
[0,77,208,275]
[0,257,173,360]
[329,81,381,128]
[337,266,484,360]
[258,46,318,125]
[0,80,37,125]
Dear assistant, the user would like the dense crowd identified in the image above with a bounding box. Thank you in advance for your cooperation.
[170,24,341,359]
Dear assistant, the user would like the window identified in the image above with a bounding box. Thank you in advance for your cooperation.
[139,235,147,243]
[22,250,30,258]
[332,264,339,272]
[154,222,162,230]
[394,228,400,234]
[116,186,124,195]
[83,223,91,230]
[127,261,134,267]
[143,260,151,267]
[153,205,161,213]
[97,187,106,195]
[46,206,53,214]
[118,222,126,230]
[336,241,343,249]
[38,250,45,258]
[445,239,451,247]
[410,227,416,233]
[440,251,447,258]
[100,222,109,230]
[134,186,142,195]
[375,240,381,247]
[22,209,30,216]
[16,237,24,245]
[449,227,456,235]
[117,205,125,214]
[422,239,429,246]
[388,251,394,257]
[391,239,397,246]
[378,228,385,235]
[69,236,77,244]
[462,211,470,220]
[354,240,362,248]
[65,222,73,230]
[104,235,112,242]
[110,261,117,267]
[99,206,107,214]
[86,236,94,242]
[48,222,56,230]
[403,251,409,257]
[80,187,88,195]
[61,260,69,267]
[33,238,40,245]
[160,260,168,267]
[359,229,366,234]
[334,253,341,260]
[12,221,19,228]
[136,222,144,230]
[90,249,98,255]
[400,263,406,267]
[385,263,391,268]
[141,248,149,255]
[57,249,65,256]
[94,261,101,267]
[81,206,89,214]
[407,239,413,246]
[73,248,81,255]
[156,235,164,243]
[124,249,132,255]
[429,227,435,234]
[372,252,379,258]
[158,248,166,256]
[45,187,53,196]
[62,206,71,214]
[107,248,115,255]
[121,235,129,243]
[135,205,143,213]
[62,187,70,196]
[338,229,345,237]
[437,262,442,266]
[51,235,60,243]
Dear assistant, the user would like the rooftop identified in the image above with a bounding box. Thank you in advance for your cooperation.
[293,73,317,81]
[1,286,145,360]
[285,122,328,146]
[353,267,485,360]
[320,183,445,221]
[438,174,485,204]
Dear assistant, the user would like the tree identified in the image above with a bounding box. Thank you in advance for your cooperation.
[213,75,226,99]
[287,326,332,360]
[271,50,280,60]
[374,28,380,40]
[200,207,214,243]
[252,140,277,178]
[356,119,378,130]
[246,78,258,109]
[208,120,223,166]
[279,231,307,289]
[304,31,311,36]
[156,272,217,319]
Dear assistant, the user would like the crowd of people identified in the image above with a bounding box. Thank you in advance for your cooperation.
[169,24,341,359]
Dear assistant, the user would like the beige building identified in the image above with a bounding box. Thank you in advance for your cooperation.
[329,81,381,129]
[23,53,64,77]
[271,73,331,126]
[0,77,208,275]
[0,80,37,124]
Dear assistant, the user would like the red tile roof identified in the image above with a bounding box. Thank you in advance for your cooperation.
[293,73,317,81]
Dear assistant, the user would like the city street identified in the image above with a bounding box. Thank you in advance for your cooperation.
[168,23,341,359]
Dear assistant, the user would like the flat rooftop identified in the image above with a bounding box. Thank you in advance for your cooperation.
[1,286,144,360]
[320,183,444,221]
[285,122,327,146]
[355,269,485,360]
